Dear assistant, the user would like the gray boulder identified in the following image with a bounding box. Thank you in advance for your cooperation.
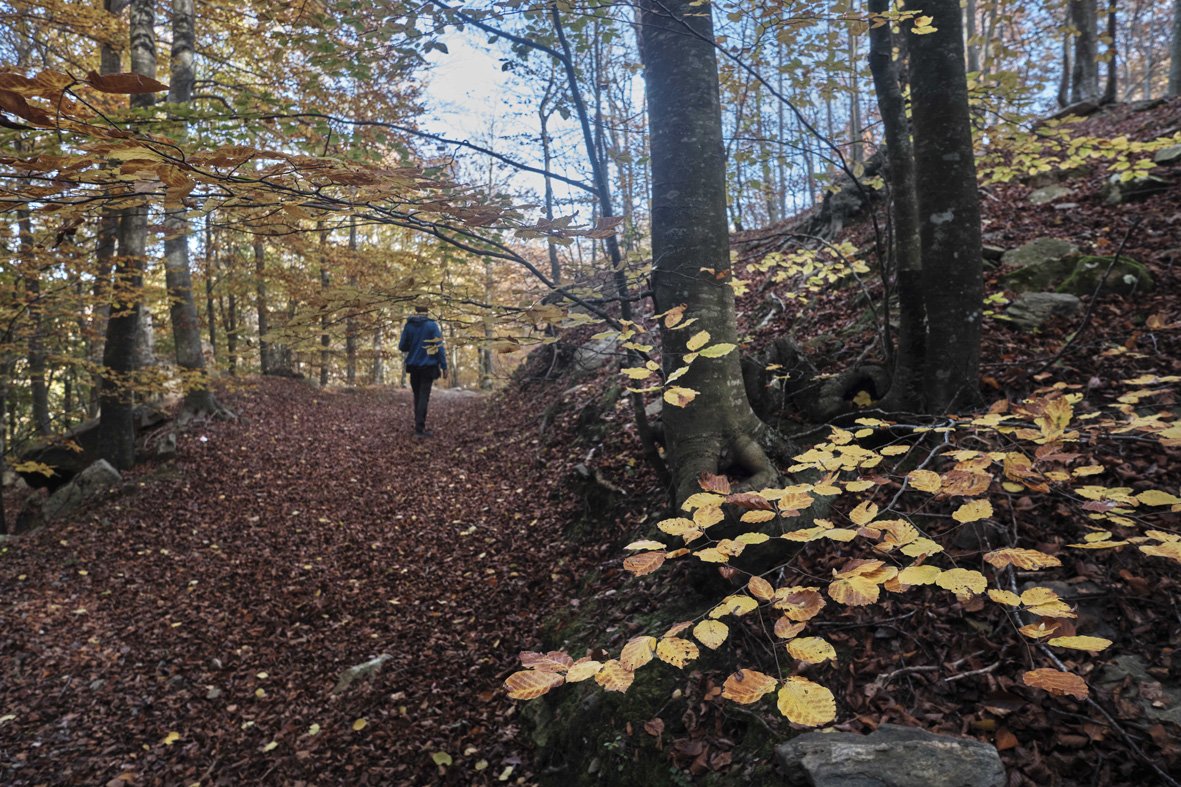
[1004,292,1081,331]
[776,724,1005,787]
[1058,255,1153,296]
[1000,238,1078,270]
[571,336,619,377]
[1153,144,1181,165]
[1096,655,1181,727]
[1103,174,1169,205]
[1029,185,1073,205]
[43,460,121,521]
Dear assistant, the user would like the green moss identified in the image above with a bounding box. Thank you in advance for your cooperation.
[1057,255,1153,296]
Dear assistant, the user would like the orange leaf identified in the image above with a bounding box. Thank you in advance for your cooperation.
[983,548,1062,571]
[504,670,564,700]
[721,669,777,705]
[624,552,666,576]
[1022,668,1088,700]
[85,70,169,94]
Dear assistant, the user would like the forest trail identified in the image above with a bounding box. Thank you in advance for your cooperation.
[0,378,585,786]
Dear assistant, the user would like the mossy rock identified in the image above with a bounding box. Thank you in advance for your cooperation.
[1057,255,1153,296]
[999,256,1077,292]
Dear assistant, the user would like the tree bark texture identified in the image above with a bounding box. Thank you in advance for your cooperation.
[345,219,358,386]
[641,0,778,503]
[908,0,984,412]
[164,0,218,416]
[867,0,924,408]
[1070,0,1101,102]
[254,236,270,374]
[1172,0,1181,95]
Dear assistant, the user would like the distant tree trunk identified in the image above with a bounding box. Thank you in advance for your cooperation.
[1058,23,1072,107]
[847,3,864,165]
[539,87,562,284]
[1102,0,1118,104]
[868,0,924,409]
[164,0,220,419]
[1171,0,1181,96]
[254,236,269,373]
[99,0,155,469]
[641,0,782,504]
[908,0,984,412]
[319,227,330,387]
[204,216,218,363]
[481,258,494,389]
[17,208,50,435]
[965,0,981,74]
[345,219,358,386]
[370,321,384,384]
[1071,0,1101,102]
[226,292,238,375]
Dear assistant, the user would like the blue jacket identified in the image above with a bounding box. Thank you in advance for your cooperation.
[399,314,447,371]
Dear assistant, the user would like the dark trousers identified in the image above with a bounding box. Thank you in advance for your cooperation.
[408,366,437,433]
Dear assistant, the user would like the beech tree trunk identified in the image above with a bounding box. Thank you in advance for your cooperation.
[1070,0,1101,102]
[641,0,780,504]
[908,0,984,412]
[345,219,358,386]
[99,0,155,469]
[18,208,50,435]
[1102,0,1118,104]
[868,0,924,409]
[254,236,269,374]
[319,228,330,387]
[164,0,219,418]
[1170,0,1181,96]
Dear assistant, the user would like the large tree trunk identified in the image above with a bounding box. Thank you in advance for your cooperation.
[1070,0,1101,102]
[1171,0,1181,96]
[99,0,155,469]
[164,0,221,420]
[868,0,924,410]
[965,0,981,74]
[908,0,984,412]
[641,0,780,504]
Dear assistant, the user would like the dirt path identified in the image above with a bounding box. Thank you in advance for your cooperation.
[0,379,583,785]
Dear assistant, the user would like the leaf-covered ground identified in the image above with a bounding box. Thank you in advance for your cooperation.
[0,380,599,785]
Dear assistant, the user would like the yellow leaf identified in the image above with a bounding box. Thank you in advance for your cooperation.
[1141,542,1181,563]
[983,548,1062,570]
[595,660,635,692]
[694,548,728,563]
[828,576,880,606]
[307,723,321,736]
[698,343,737,358]
[907,469,942,493]
[934,568,987,598]
[1048,635,1112,652]
[693,505,725,528]
[787,637,836,664]
[823,528,859,542]
[625,540,666,551]
[504,670,564,700]
[664,386,698,407]
[1137,489,1181,506]
[686,331,711,351]
[682,492,726,511]
[776,676,837,726]
[620,636,657,671]
[657,517,699,537]
[845,479,875,492]
[655,637,699,668]
[897,565,942,586]
[693,620,729,650]
[952,499,993,523]
[721,669,777,705]
[162,731,181,746]
[710,594,759,618]
[741,509,776,524]
[775,617,806,639]
[261,741,278,752]
[849,501,879,526]
[352,718,368,731]
[852,390,873,407]
[1023,668,1088,700]
[620,367,653,380]
[774,587,826,621]
[431,751,452,767]
[988,589,1021,606]
[565,660,603,683]
[900,537,943,558]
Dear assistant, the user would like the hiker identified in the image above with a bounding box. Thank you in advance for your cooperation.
[399,303,448,437]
